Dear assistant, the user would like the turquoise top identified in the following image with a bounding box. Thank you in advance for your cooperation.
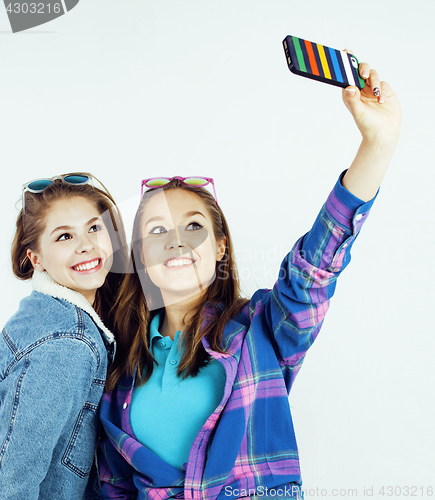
[130,313,226,470]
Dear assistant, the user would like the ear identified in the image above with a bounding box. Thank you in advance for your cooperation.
[216,236,227,262]
[26,248,45,272]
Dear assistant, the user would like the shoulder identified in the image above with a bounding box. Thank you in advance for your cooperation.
[2,291,103,353]
[31,271,115,345]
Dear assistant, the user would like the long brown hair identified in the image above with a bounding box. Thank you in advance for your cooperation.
[106,179,249,393]
[11,173,128,330]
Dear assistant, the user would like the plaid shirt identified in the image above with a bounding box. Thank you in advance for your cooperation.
[99,173,376,500]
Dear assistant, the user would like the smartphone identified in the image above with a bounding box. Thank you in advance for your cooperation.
[283,35,365,90]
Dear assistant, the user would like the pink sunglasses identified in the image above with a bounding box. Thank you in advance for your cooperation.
[141,176,218,205]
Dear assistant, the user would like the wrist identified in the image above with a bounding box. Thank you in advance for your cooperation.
[360,127,401,150]
[343,135,399,202]
[359,134,400,159]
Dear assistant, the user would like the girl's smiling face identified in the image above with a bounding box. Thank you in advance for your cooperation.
[140,188,226,306]
[27,196,113,304]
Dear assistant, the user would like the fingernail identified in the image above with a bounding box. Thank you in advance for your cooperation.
[345,88,356,96]
[379,94,385,104]
[373,87,381,97]
[362,71,369,78]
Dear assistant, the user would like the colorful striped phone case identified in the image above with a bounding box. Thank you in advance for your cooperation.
[283,35,365,90]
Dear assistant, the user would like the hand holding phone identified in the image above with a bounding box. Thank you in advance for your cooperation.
[283,35,365,90]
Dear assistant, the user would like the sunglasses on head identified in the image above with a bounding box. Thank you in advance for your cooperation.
[141,176,218,205]
[22,174,92,213]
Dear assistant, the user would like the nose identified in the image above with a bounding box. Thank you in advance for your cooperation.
[164,227,184,250]
[75,233,95,254]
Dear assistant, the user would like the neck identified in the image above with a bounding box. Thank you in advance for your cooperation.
[84,291,97,305]
[159,295,199,340]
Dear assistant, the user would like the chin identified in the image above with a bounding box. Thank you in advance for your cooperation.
[77,279,106,295]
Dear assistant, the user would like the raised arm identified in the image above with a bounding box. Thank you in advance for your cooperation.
[257,173,375,385]
[257,63,400,381]
[341,62,402,201]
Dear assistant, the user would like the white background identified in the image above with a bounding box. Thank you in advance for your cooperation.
[0,1,433,498]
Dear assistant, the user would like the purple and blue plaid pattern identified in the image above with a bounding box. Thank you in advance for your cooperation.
[99,173,376,500]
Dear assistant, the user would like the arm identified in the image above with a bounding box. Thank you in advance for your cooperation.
[259,174,373,381]
[259,64,401,380]
[0,338,97,498]
[341,64,402,201]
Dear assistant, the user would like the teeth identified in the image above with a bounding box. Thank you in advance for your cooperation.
[165,259,193,267]
[73,259,100,271]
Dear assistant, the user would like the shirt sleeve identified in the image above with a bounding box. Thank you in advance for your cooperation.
[257,171,377,379]
[301,170,376,272]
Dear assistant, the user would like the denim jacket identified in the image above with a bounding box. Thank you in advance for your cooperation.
[0,271,116,500]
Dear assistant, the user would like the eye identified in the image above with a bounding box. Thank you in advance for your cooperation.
[89,224,103,233]
[149,226,167,234]
[57,233,72,241]
[186,222,203,231]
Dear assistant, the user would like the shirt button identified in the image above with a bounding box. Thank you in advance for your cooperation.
[355,214,363,221]
[123,403,128,410]
[169,359,177,365]
[159,340,166,347]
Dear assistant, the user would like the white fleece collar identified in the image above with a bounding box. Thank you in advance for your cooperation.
[32,271,115,344]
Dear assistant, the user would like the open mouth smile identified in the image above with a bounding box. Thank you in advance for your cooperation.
[163,258,195,268]
[71,258,102,273]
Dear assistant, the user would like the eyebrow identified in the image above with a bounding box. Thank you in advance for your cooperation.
[184,211,206,219]
[50,217,101,236]
[144,211,205,227]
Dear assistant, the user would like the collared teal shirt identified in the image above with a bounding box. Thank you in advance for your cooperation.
[130,313,226,470]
